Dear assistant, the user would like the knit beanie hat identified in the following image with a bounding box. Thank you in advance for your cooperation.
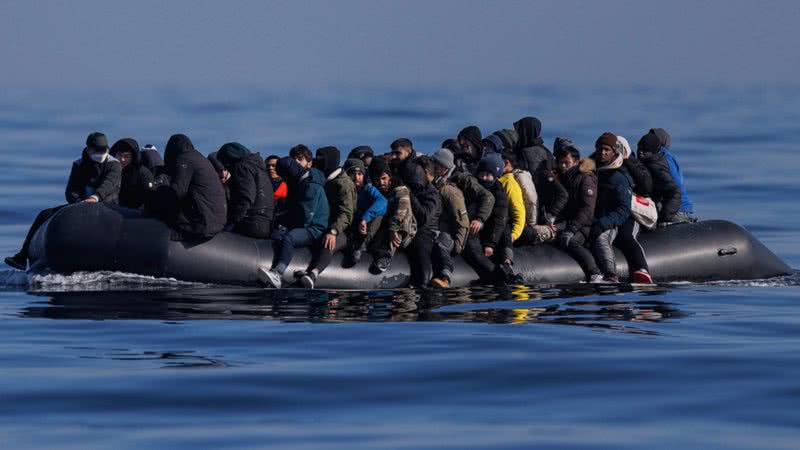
[314,146,341,177]
[217,142,251,168]
[595,132,618,151]
[553,137,578,155]
[477,152,504,178]
[494,128,519,150]
[343,158,365,174]
[637,133,662,155]
[369,157,391,182]
[431,148,455,170]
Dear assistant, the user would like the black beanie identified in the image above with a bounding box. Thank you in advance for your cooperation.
[314,146,341,177]
[276,156,305,182]
[348,146,374,160]
[637,133,662,155]
[369,157,391,182]
[217,142,251,168]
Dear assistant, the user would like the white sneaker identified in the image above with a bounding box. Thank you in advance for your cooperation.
[257,267,282,288]
[589,274,605,284]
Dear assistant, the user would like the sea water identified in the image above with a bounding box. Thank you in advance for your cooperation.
[1,85,799,449]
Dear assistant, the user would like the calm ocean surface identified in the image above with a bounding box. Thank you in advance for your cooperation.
[1,85,799,449]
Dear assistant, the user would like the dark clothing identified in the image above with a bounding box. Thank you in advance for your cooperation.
[17,205,66,261]
[392,151,419,186]
[615,217,648,273]
[535,163,568,224]
[228,152,274,239]
[448,171,495,224]
[157,134,227,239]
[641,151,682,222]
[462,226,513,282]
[111,138,154,209]
[558,231,601,279]
[623,157,653,198]
[514,116,553,175]
[410,184,442,234]
[592,159,634,238]
[324,169,357,235]
[483,181,509,250]
[559,158,598,238]
[141,149,164,176]
[65,151,122,204]
[410,228,437,286]
[282,167,329,240]
[272,227,316,275]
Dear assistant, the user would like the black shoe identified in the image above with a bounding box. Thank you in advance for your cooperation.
[299,271,317,289]
[4,252,26,271]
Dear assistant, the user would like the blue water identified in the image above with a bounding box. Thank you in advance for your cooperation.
[1,85,800,449]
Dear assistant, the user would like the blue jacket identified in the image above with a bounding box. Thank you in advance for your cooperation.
[356,184,387,223]
[662,147,694,213]
[286,168,329,239]
[593,167,633,236]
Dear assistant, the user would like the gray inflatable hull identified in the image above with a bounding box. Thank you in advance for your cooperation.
[29,203,792,288]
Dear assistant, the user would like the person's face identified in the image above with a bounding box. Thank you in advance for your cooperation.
[219,169,231,184]
[557,155,578,174]
[433,162,449,178]
[503,159,513,174]
[458,138,473,154]
[294,156,311,169]
[376,172,392,194]
[599,145,617,165]
[349,170,364,188]
[117,151,132,169]
[478,171,495,183]
[424,169,435,184]
[636,147,652,161]
[391,146,411,162]
[266,158,279,179]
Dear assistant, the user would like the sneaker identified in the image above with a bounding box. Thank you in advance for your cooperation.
[299,271,317,289]
[602,274,620,283]
[371,256,392,273]
[632,269,653,284]
[257,267,282,288]
[5,252,27,271]
[589,274,604,283]
[430,277,450,288]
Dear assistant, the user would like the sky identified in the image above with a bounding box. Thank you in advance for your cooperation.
[1,0,799,89]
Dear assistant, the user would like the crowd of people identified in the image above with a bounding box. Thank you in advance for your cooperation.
[4,117,696,288]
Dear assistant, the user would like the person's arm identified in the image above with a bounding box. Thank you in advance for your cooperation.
[389,187,411,232]
[329,179,356,234]
[361,186,387,223]
[504,177,526,241]
[485,191,508,249]
[596,173,632,232]
[93,160,122,202]
[569,174,598,233]
[65,161,82,204]
[655,163,682,221]
[451,187,470,254]
[228,165,256,225]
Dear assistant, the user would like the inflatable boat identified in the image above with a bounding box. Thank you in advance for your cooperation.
[28,203,791,288]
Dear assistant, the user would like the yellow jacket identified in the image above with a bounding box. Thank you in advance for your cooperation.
[498,172,526,241]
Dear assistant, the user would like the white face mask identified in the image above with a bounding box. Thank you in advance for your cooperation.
[89,151,109,163]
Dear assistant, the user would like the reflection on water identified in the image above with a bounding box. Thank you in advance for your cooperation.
[21,284,686,334]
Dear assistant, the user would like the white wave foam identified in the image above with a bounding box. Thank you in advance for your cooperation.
[1,269,205,292]
[699,272,800,288]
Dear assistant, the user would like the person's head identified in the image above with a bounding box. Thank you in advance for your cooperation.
[289,144,313,169]
[484,134,506,154]
[343,158,366,188]
[369,158,393,195]
[390,138,414,162]
[431,148,455,179]
[217,142,251,170]
[348,146,374,169]
[275,156,306,184]
[648,128,671,149]
[617,136,633,160]
[553,137,581,174]
[513,116,542,147]
[441,138,460,154]
[85,132,110,163]
[457,126,482,159]
[494,129,519,151]
[594,132,619,166]
[265,155,280,180]
[207,151,229,184]
[637,133,662,161]
[415,156,436,184]
[476,153,504,187]
[314,146,341,177]
[500,149,517,174]
[110,138,140,169]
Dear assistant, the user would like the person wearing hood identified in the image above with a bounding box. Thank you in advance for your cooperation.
[613,135,655,284]
[590,132,634,283]
[265,154,288,207]
[430,149,469,288]
[455,125,483,174]
[140,144,164,177]
[369,157,417,274]
[216,142,275,239]
[461,153,520,284]
[389,138,418,185]
[295,146,357,288]
[493,128,519,152]
[338,158,387,268]
[637,134,682,224]
[5,132,121,271]
[481,133,506,155]
[497,150,526,242]
[513,116,554,177]
[258,157,329,288]
[110,138,154,209]
[554,143,603,282]
[147,134,227,241]
[648,127,695,221]
[405,159,442,287]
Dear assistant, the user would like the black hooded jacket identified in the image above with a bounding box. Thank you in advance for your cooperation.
[513,117,553,176]
[141,148,164,177]
[641,151,681,221]
[65,149,122,204]
[406,164,441,233]
[111,138,154,209]
[481,180,509,249]
[157,134,227,238]
[535,160,568,224]
[622,157,653,198]
[227,152,274,229]
[454,126,482,175]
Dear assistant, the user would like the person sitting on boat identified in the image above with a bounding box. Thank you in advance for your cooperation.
[340,158,387,268]
[454,125,483,174]
[614,135,654,284]
[389,138,418,185]
[497,150,527,244]
[516,137,568,246]
[258,157,329,288]
[648,127,696,223]
[147,134,227,242]
[637,134,682,226]
[500,149,538,242]
[590,132,634,283]
[265,154,287,208]
[513,116,553,177]
[554,141,603,282]
[429,150,469,289]
[140,144,164,177]
[461,153,520,284]
[5,132,121,271]
[293,146,356,288]
[369,158,416,274]
[405,159,442,287]
[289,144,314,170]
[347,145,375,184]
[216,142,274,239]
[110,138,153,209]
